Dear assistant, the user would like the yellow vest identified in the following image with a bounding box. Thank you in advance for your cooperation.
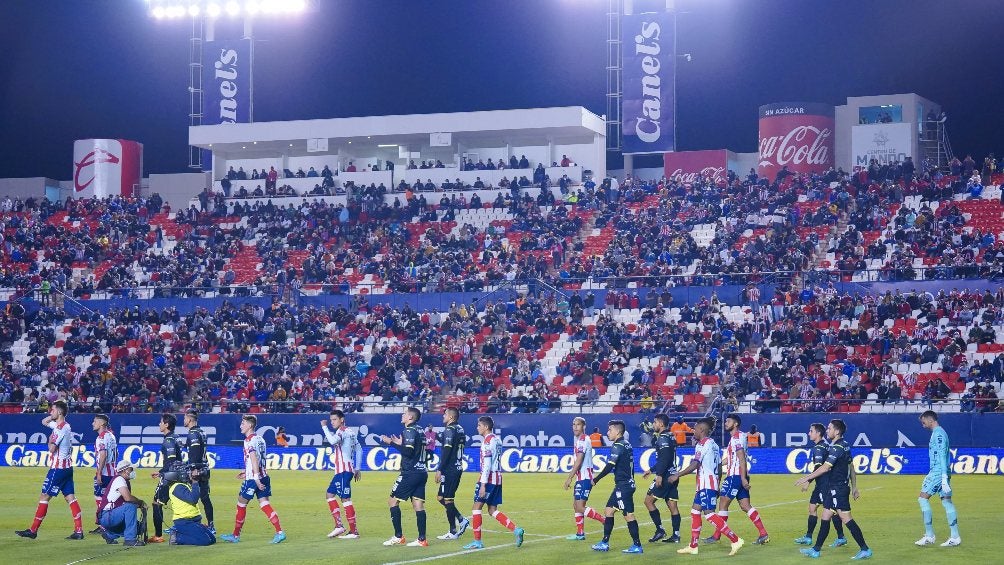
[168,484,201,520]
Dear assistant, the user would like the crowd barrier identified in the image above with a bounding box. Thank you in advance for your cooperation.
[3,444,1003,476]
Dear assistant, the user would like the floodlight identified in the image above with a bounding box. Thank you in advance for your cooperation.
[226,1,241,16]
[169,5,186,18]
[152,6,166,18]
[288,0,307,12]
[206,3,221,17]
[188,5,200,17]
[245,1,260,15]
[261,0,280,14]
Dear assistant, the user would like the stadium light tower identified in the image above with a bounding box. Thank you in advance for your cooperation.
[143,0,318,169]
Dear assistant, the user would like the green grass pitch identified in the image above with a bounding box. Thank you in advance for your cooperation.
[0,468,997,564]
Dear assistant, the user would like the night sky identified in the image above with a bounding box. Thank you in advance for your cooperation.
[1,0,1002,180]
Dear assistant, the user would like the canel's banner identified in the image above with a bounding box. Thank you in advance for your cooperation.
[2,413,1001,449]
[72,139,143,198]
[621,11,675,154]
[757,102,834,180]
[4,444,1003,476]
[663,150,728,185]
[851,122,913,170]
[204,39,251,125]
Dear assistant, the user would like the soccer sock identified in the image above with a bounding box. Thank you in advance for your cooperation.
[153,504,164,536]
[712,510,728,539]
[260,502,282,533]
[844,519,868,551]
[69,499,83,533]
[94,496,102,524]
[832,514,845,538]
[649,508,663,530]
[344,501,357,533]
[234,503,247,537]
[416,510,427,541]
[575,512,584,535]
[585,506,605,523]
[806,514,818,537]
[918,497,934,538]
[602,516,614,543]
[747,507,767,537]
[30,500,48,532]
[689,510,702,547]
[941,498,959,538]
[491,510,516,531]
[328,497,343,527]
[472,510,482,541]
[390,505,403,539]
[812,519,830,552]
[671,512,681,535]
[627,519,641,545]
[707,512,738,543]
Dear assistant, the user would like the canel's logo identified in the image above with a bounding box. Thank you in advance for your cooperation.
[73,148,119,192]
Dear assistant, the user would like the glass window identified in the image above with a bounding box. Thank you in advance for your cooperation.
[858,105,903,125]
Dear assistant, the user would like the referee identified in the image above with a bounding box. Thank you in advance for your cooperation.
[184,409,215,534]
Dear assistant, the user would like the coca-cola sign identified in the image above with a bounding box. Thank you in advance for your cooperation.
[757,102,834,180]
[663,150,728,185]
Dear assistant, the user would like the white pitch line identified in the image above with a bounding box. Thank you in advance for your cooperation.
[382,487,884,565]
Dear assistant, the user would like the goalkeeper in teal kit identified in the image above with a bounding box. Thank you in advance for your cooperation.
[915,410,960,547]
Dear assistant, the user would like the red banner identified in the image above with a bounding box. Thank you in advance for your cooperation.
[662,150,728,185]
[757,102,834,181]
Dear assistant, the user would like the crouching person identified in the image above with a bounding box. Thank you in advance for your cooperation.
[99,461,147,546]
[164,465,216,546]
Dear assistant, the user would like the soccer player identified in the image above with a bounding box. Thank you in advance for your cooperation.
[184,409,214,534]
[16,400,85,540]
[148,413,182,543]
[380,407,431,547]
[795,423,846,547]
[220,415,286,544]
[435,407,470,540]
[563,416,605,540]
[641,413,681,543]
[669,417,744,556]
[91,413,118,534]
[321,409,362,539]
[705,414,769,545]
[462,416,525,550]
[915,410,960,547]
[589,419,643,554]
[794,419,872,560]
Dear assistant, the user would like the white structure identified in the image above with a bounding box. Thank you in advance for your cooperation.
[835,93,941,171]
[189,106,607,193]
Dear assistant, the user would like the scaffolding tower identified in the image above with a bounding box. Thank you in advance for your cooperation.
[606,0,622,152]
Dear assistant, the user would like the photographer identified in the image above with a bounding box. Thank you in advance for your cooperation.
[98,461,146,546]
[163,463,216,546]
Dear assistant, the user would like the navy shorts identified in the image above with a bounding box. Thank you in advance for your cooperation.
[391,472,428,502]
[692,488,718,512]
[438,471,463,500]
[327,471,354,499]
[473,482,503,506]
[41,468,75,496]
[239,475,272,500]
[824,484,851,512]
[94,475,113,497]
[720,475,750,501]
[605,483,636,515]
[573,479,593,501]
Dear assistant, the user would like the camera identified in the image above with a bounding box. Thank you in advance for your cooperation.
[162,462,190,484]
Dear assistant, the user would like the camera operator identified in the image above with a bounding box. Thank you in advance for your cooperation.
[163,463,216,546]
[98,461,146,546]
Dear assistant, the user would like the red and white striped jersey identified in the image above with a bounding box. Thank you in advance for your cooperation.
[573,433,594,481]
[693,437,720,491]
[243,434,268,480]
[723,431,748,477]
[48,421,73,469]
[95,429,118,477]
[478,433,503,485]
[322,425,362,474]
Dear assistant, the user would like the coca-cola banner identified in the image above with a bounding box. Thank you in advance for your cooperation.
[204,40,251,125]
[851,122,913,170]
[71,139,143,198]
[757,102,834,180]
[663,150,728,184]
[621,11,675,155]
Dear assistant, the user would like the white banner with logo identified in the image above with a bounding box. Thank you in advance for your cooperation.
[851,122,913,170]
